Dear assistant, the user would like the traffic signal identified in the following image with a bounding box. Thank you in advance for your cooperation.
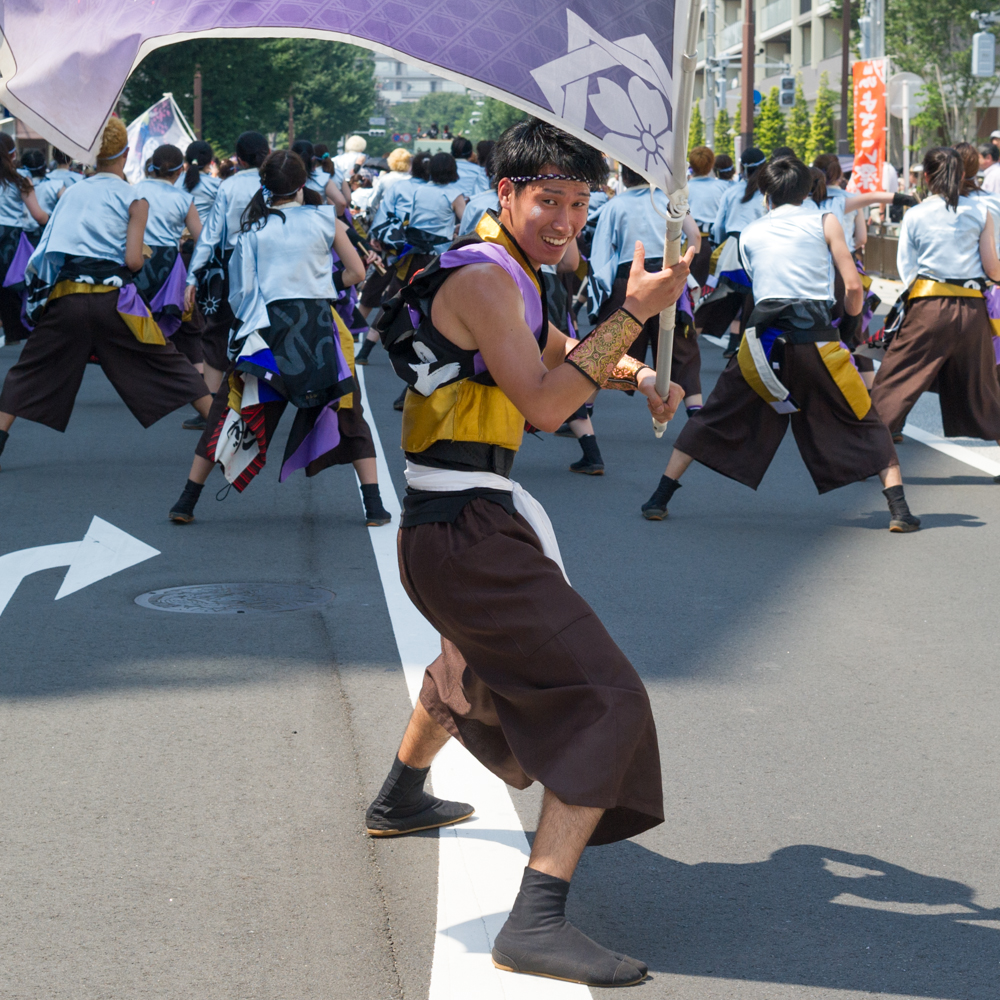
[779,75,795,108]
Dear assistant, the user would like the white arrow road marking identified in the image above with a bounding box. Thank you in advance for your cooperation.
[354,368,591,1000]
[0,516,160,618]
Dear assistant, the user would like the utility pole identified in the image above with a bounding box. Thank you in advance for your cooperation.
[288,90,295,146]
[193,66,202,140]
[705,0,716,147]
[838,0,851,154]
[739,0,755,151]
[870,0,885,59]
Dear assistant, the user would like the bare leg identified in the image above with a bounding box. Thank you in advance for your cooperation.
[203,364,224,395]
[528,789,602,881]
[879,463,902,489]
[193,394,212,418]
[665,448,694,480]
[397,700,451,768]
[186,453,215,486]
[567,415,594,437]
[0,411,14,433]
[353,456,378,485]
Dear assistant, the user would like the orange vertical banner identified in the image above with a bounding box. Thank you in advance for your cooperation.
[852,58,887,193]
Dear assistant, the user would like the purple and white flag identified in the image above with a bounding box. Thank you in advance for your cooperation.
[124,93,196,184]
[0,0,692,191]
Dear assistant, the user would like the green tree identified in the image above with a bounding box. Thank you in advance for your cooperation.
[714,108,734,159]
[807,72,837,160]
[786,76,811,160]
[390,92,477,140]
[755,87,786,156]
[470,97,528,142]
[120,39,376,151]
[688,102,705,150]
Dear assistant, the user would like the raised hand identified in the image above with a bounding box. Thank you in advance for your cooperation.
[623,242,695,324]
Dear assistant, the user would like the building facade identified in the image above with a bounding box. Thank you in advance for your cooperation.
[373,57,468,105]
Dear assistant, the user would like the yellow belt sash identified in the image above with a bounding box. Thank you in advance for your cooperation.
[907,279,996,335]
[737,328,872,420]
[48,280,166,346]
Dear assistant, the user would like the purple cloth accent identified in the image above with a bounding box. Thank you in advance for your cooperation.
[149,250,187,317]
[2,232,34,288]
[116,283,151,318]
[993,336,1000,365]
[440,242,544,376]
[566,307,577,339]
[407,304,421,329]
[677,285,692,320]
[986,285,1000,320]
[157,313,182,337]
[279,402,341,482]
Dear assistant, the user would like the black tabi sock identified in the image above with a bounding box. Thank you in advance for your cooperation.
[492,867,646,986]
[645,474,682,509]
[576,434,603,464]
[356,338,376,361]
[369,755,430,819]
[171,479,205,517]
[882,484,918,523]
[0,428,8,459]
[360,482,389,518]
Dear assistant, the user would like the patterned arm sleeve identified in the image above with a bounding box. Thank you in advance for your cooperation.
[565,308,645,388]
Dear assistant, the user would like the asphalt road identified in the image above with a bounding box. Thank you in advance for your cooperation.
[2,334,999,1000]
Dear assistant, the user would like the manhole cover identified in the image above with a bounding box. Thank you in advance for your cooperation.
[135,584,334,614]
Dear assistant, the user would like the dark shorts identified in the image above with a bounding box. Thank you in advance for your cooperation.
[676,344,898,494]
[400,496,664,846]
[0,291,208,431]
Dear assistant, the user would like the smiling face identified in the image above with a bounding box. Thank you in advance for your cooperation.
[497,166,590,268]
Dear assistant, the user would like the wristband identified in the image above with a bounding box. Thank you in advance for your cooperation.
[565,308,642,387]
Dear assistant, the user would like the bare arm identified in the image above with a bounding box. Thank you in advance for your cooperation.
[556,237,580,274]
[451,194,465,222]
[126,199,149,273]
[333,219,366,287]
[980,214,1000,282]
[844,192,902,212]
[682,213,701,254]
[22,188,48,226]
[853,209,867,249]
[431,242,692,431]
[824,213,862,315]
[184,203,202,243]
[325,178,348,213]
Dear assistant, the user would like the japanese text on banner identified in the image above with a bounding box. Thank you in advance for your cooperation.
[852,58,887,194]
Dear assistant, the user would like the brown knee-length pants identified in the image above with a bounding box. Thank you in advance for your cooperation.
[871,296,1000,439]
[400,497,664,846]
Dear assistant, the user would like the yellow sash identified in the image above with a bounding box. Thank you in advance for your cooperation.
[909,279,983,299]
[331,307,355,409]
[48,280,166,346]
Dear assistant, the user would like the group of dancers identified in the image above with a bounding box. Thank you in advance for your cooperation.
[4,109,1000,987]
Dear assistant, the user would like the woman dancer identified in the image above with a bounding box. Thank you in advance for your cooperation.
[177,140,220,226]
[134,144,202,342]
[168,149,392,526]
[0,142,47,346]
[686,145,729,285]
[871,147,1000,450]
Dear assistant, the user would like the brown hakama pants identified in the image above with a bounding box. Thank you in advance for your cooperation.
[400,497,664,846]
[871,296,1000,438]
[676,345,898,494]
[0,291,208,431]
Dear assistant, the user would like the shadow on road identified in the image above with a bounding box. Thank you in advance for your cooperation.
[563,842,998,998]
[834,511,986,530]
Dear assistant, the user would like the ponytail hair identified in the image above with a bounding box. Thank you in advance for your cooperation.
[240,149,311,232]
[809,166,828,205]
[812,152,843,186]
[147,143,184,179]
[0,143,32,196]
[923,146,962,210]
[740,147,766,203]
[21,147,47,179]
[954,141,982,196]
[183,139,214,192]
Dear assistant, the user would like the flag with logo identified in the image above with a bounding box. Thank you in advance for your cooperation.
[124,93,197,184]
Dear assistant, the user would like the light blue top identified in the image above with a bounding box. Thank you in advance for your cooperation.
[34,175,67,216]
[739,202,834,303]
[370,175,419,234]
[305,166,329,196]
[896,195,988,285]
[588,185,667,314]
[966,188,1000,254]
[453,158,489,199]
[712,180,766,243]
[373,176,458,241]
[134,178,193,247]
[585,190,609,230]
[458,189,500,236]
[229,203,341,336]
[26,172,144,285]
[175,172,220,224]
[53,168,82,188]
[187,167,261,280]
[0,178,27,227]
[818,186,857,253]
[687,175,731,231]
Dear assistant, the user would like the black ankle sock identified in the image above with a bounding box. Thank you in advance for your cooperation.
[357,338,376,360]
[171,478,205,515]
[577,434,603,463]
[492,867,646,985]
[361,482,388,516]
[647,474,681,507]
[0,428,8,458]
[369,755,430,818]
[883,484,913,518]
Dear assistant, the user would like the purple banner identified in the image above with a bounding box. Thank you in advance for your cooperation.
[0,0,684,190]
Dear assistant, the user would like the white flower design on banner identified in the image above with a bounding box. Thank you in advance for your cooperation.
[531,9,679,187]
[588,76,671,171]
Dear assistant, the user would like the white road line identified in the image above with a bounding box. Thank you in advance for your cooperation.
[354,367,590,1000]
[903,423,1000,477]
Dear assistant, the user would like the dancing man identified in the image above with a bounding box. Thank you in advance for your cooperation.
[366,119,693,987]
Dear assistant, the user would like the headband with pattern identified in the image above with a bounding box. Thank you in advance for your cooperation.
[506,173,595,187]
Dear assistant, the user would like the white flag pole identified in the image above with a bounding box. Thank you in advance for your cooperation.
[653,0,703,437]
